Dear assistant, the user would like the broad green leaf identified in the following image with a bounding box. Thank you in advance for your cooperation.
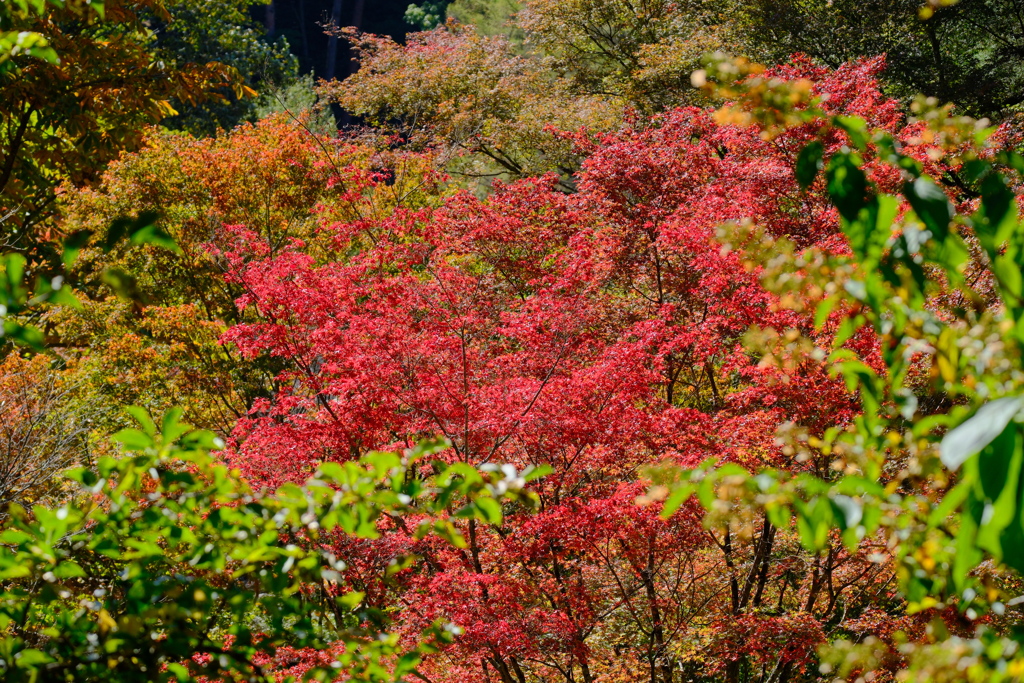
[826,153,869,224]
[814,294,839,332]
[830,494,861,529]
[336,591,365,609]
[125,406,158,436]
[112,428,154,451]
[795,140,824,189]
[61,229,92,267]
[905,176,953,240]
[3,320,45,350]
[103,211,163,252]
[834,115,869,150]
[129,222,180,253]
[51,561,86,578]
[927,480,972,528]
[975,173,1017,253]
[661,482,695,517]
[100,267,142,302]
[161,407,191,444]
[522,463,553,482]
[11,648,53,666]
[472,496,503,525]
[941,397,1024,470]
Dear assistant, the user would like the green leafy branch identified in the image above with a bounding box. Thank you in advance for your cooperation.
[0,210,178,350]
[0,407,545,682]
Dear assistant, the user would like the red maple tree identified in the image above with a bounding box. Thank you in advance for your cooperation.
[216,56,958,683]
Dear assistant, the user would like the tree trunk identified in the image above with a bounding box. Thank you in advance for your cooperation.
[350,0,366,79]
[351,0,366,34]
[640,551,672,683]
[324,0,344,80]
[264,0,275,37]
[297,0,310,62]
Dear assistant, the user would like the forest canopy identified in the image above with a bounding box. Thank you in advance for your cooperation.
[3,1,1024,682]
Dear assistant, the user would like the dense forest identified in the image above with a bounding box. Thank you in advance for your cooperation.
[4,1,1024,682]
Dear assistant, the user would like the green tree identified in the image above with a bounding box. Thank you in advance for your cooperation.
[0,0,248,259]
[517,0,745,112]
[405,0,450,30]
[153,0,300,136]
[447,0,520,37]
[324,24,619,190]
[0,0,61,70]
[743,0,1024,118]
[0,407,545,682]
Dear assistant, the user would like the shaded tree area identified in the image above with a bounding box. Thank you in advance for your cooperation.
[259,0,413,79]
[744,0,1024,118]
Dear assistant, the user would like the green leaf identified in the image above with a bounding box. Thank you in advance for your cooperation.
[826,153,869,223]
[179,429,223,452]
[765,503,791,529]
[0,529,32,544]
[975,173,1017,254]
[3,320,45,350]
[830,494,862,529]
[51,561,86,578]
[404,438,451,461]
[996,262,1024,307]
[0,30,57,70]
[161,407,191,444]
[794,511,818,552]
[165,663,191,682]
[979,423,1022,496]
[100,267,143,302]
[522,463,553,482]
[61,229,93,268]
[661,481,695,517]
[2,252,26,288]
[927,480,972,528]
[813,294,839,332]
[795,140,824,189]
[112,428,154,451]
[125,406,158,436]
[941,397,1024,470]
[833,476,884,498]
[834,115,869,150]
[971,425,1024,569]
[46,283,80,309]
[12,648,53,666]
[103,211,164,252]
[64,467,98,487]
[336,591,365,609]
[129,223,180,253]
[472,497,503,525]
[316,461,347,482]
[905,176,954,240]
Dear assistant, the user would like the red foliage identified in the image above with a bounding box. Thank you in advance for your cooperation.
[705,612,826,674]
[215,57,943,683]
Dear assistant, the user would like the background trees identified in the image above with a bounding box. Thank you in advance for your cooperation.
[517,0,744,111]
[0,354,90,517]
[743,0,1024,118]
[407,0,1024,119]
[149,0,299,136]
[0,0,284,259]
[321,25,619,189]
